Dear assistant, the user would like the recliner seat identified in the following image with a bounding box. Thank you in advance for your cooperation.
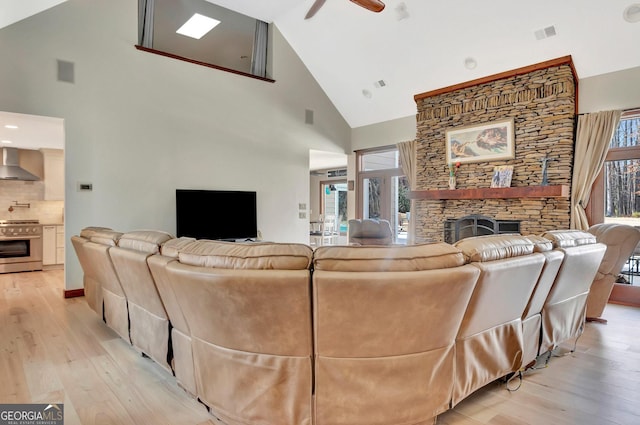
[109,230,174,371]
[539,230,606,354]
[452,234,546,405]
[312,243,479,425]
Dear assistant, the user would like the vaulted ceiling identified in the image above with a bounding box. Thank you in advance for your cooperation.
[3,0,640,130]
[212,0,640,128]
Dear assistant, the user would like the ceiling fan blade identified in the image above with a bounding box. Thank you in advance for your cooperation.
[350,0,385,13]
[305,0,327,19]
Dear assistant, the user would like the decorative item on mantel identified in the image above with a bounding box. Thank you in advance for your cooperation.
[539,154,558,186]
[448,162,460,189]
[490,165,513,188]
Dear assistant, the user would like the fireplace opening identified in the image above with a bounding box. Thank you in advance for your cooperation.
[444,214,521,243]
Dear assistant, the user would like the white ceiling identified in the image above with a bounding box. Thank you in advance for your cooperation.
[1,0,639,152]
[211,0,640,128]
[309,149,348,171]
[0,0,66,29]
[0,111,65,151]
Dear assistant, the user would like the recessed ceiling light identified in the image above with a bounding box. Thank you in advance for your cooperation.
[362,89,373,99]
[623,4,640,22]
[464,57,477,70]
[176,13,221,39]
[1,140,13,144]
[4,125,18,129]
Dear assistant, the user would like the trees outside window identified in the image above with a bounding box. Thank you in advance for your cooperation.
[601,112,640,225]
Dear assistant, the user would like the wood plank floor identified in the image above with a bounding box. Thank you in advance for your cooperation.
[1,270,639,425]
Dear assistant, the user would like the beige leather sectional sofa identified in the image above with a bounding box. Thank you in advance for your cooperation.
[72,227,608,425]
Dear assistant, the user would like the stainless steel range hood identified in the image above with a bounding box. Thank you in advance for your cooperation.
[0,147,40,181]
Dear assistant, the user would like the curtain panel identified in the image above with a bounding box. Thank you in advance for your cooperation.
[251,20,269,78]
[571,110,622,230]
[138,0,154,48]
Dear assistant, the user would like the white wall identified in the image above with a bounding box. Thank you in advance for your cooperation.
[0,0,350,290]
[351,115,416,151]
[579,66,640,113]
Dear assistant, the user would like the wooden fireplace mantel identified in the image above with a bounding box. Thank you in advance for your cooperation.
[409,185,569,200]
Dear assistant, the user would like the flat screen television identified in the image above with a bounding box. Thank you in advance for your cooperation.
[176,189,257,241]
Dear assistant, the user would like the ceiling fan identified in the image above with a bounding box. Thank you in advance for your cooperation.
[305,0,385,20]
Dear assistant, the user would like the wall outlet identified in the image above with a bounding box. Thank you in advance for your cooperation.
[77,182,93,191]
[299,203,307,210]
[299,211,307,219]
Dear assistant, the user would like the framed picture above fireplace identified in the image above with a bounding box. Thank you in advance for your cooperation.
[446,118,515,164]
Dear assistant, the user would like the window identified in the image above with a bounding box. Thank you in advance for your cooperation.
[138,0,271,81]
[590,110,640,226]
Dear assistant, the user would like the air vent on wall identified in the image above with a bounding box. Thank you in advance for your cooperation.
[57,59,75,83]
[305,109,314,125]
[327,168,347,178]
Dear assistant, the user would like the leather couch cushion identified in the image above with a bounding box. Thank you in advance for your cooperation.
[160,237,196,258]
[178,240,313,270]
[541,230,596,248]
[588,223,640,276]
[117,230,173,254]
[454,234,534,262]
[313,242,464,271]
[89,229,123,246]
[80,226,112,239]
[526,234,554,252]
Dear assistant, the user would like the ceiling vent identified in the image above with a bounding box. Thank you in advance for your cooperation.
[534,25,557,40]
[327,168,347,178]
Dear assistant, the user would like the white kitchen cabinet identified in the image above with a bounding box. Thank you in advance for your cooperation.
[43,225,64,266]
[56,225,65,264]
[41,148,64,201]
[42,225,57,265]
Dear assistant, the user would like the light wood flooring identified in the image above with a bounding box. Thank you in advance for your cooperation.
[1,270,639,425]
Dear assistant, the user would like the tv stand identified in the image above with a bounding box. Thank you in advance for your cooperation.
[216,238,259,243]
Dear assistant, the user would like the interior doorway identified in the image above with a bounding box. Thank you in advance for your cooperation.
[321,180,348,242]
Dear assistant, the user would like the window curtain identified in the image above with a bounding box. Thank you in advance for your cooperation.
[571,110,622,230]
[251,20,269,78]
[138,0,154,48]
[398,140,417,244]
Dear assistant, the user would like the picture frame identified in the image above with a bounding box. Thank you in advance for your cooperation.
[446,118,515,164]
[490,165,514,188]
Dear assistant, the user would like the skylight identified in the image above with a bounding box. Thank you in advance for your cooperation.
[176,13,220,39]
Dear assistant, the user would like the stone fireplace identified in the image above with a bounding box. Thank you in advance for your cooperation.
[411,57,577,242]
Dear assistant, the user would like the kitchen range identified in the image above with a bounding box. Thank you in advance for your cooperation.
[0,220,43,273]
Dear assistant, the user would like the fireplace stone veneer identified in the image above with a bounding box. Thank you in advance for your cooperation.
[412,57,576,243]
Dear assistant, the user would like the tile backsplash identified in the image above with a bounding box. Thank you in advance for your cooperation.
[0,180,64,224]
